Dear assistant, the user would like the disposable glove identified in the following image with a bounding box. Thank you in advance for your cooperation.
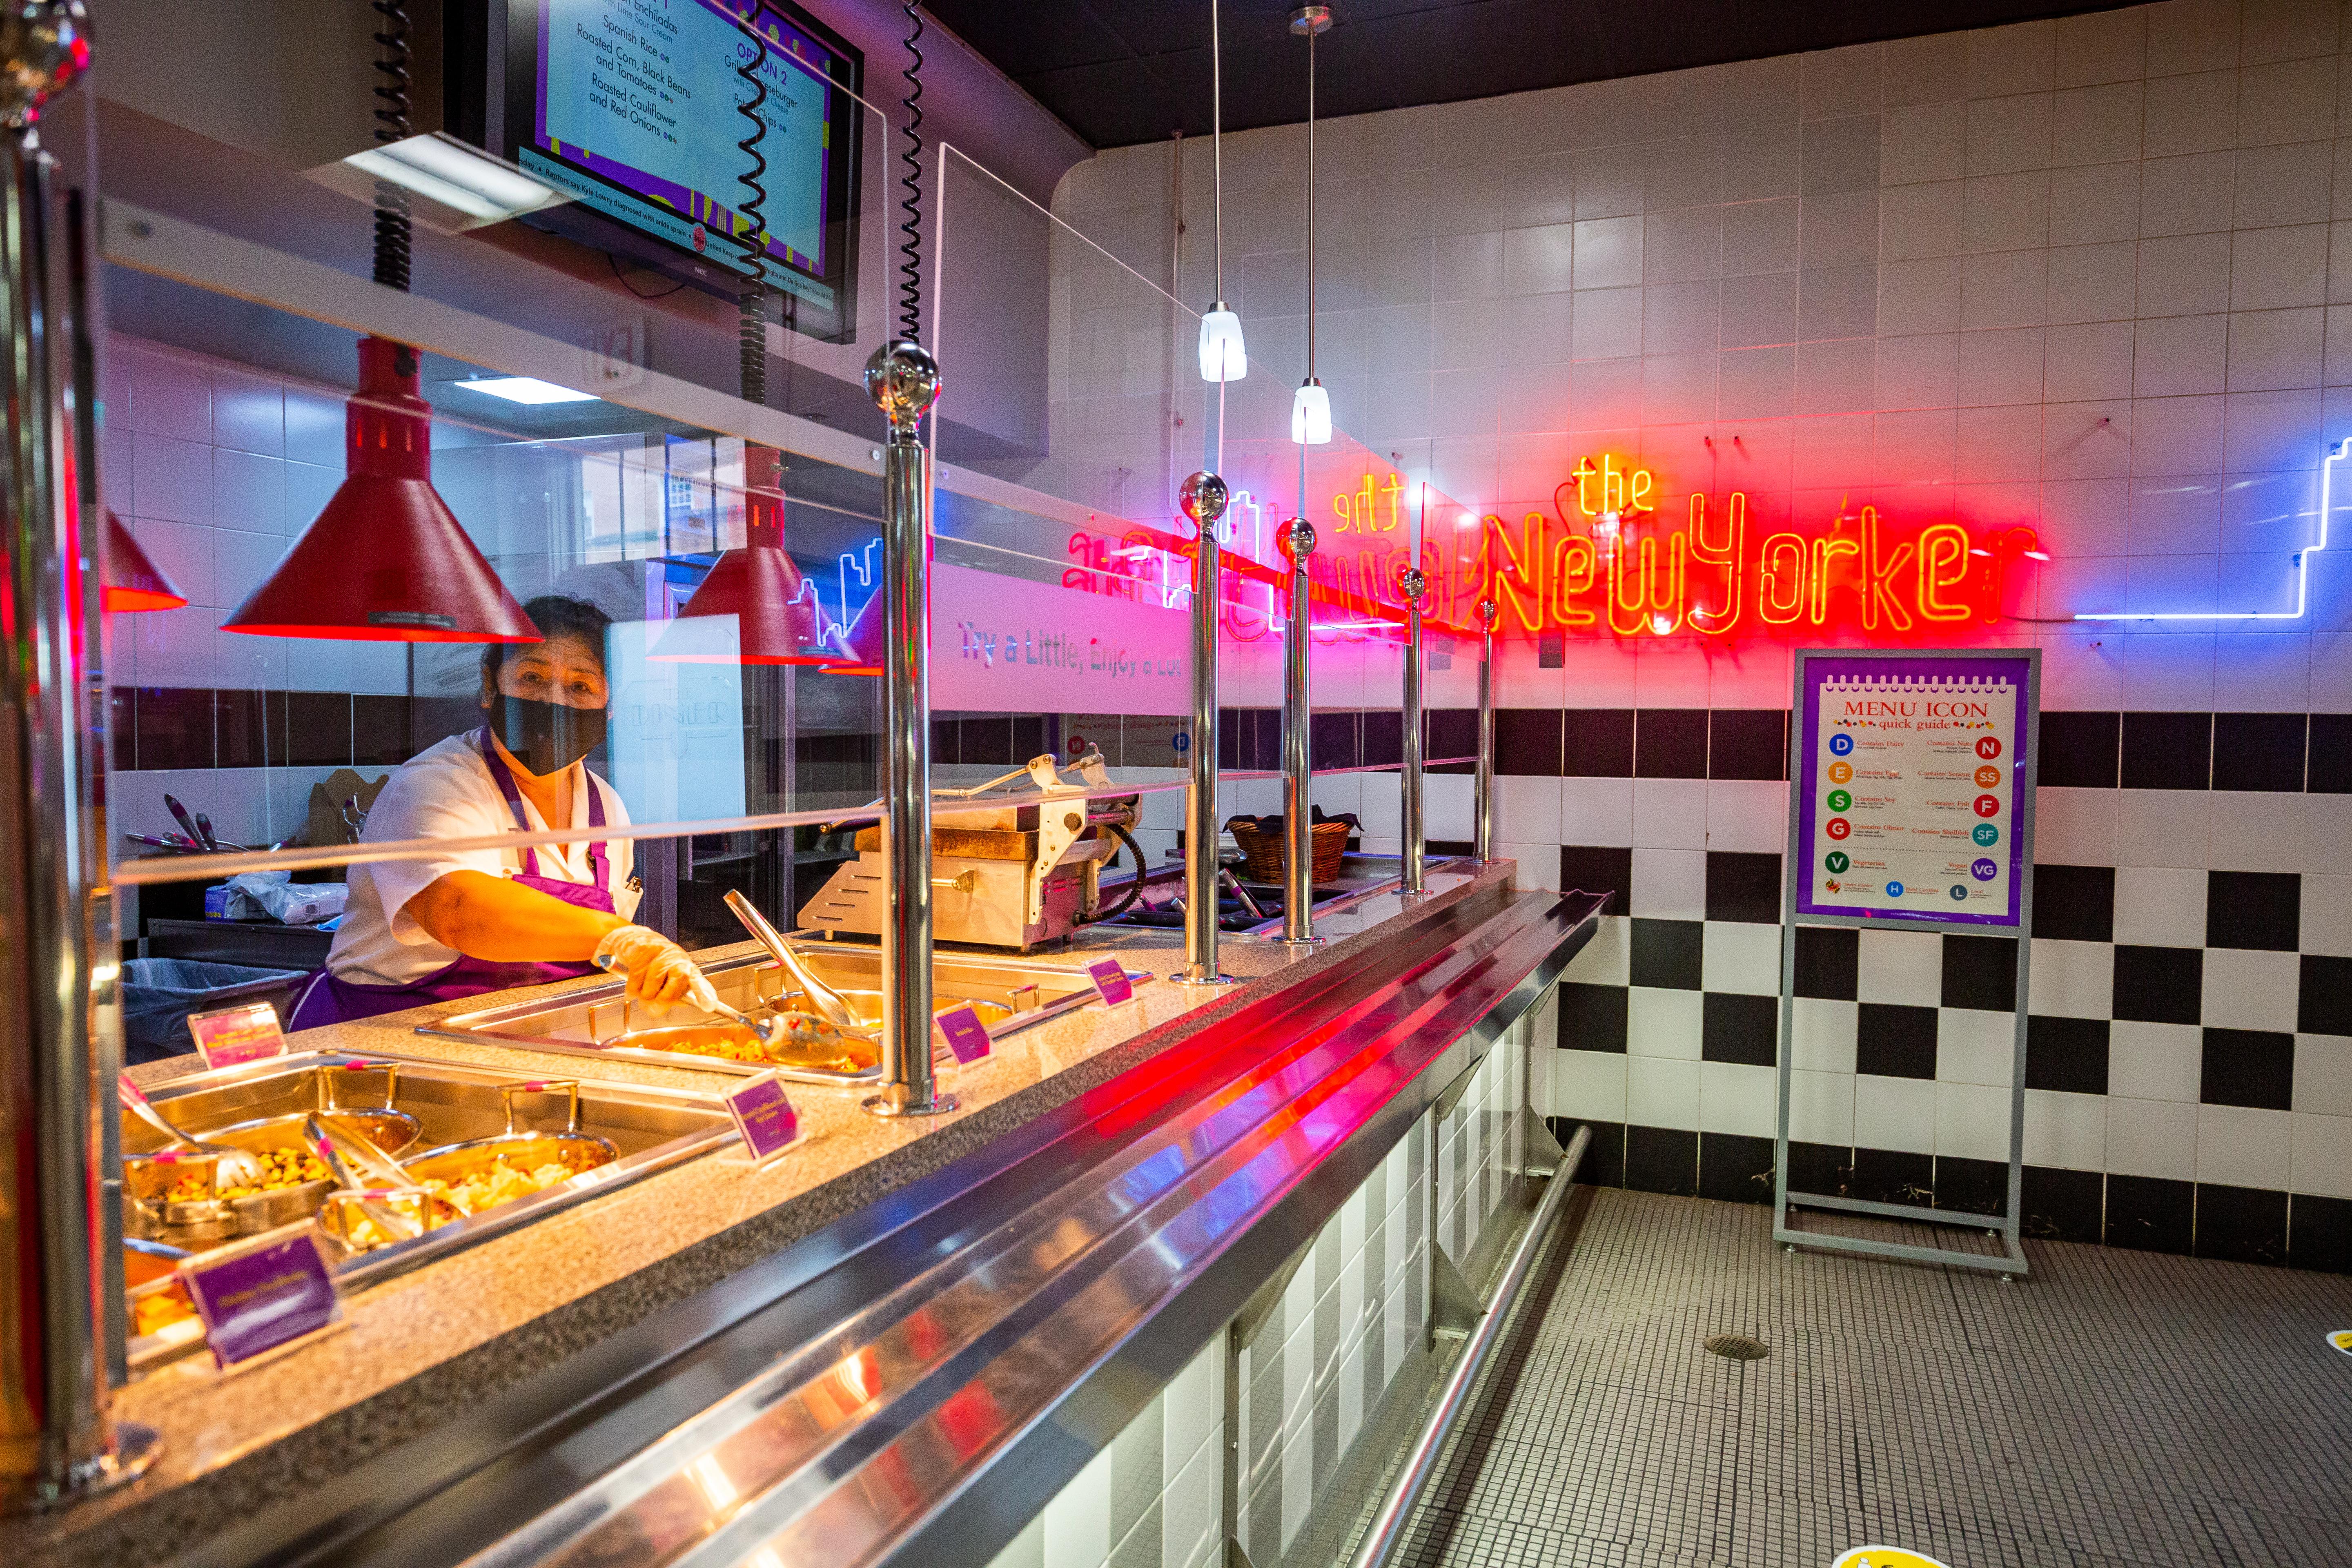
[592,924,722,1015]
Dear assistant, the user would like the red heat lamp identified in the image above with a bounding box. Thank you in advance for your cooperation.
[220,337,539,642]
[102,510,186,612]
[650,444,830,664]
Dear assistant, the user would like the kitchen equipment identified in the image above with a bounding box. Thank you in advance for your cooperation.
[724,888,862,1034]
[194,811,219,852]
[801,752,1143,951]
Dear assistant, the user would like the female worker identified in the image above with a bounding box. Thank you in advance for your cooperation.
[289,594,713,1029]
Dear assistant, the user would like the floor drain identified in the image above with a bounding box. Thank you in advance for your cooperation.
[1704,1334,1769,1361]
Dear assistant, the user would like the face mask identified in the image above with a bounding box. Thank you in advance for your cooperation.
[491,695,607,776]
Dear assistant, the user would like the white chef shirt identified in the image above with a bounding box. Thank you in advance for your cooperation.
[325,731,641,987]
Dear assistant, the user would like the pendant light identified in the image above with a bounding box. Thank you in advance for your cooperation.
[1290,5,1332,444]
[220,337,539,641]
[650,443,831,664]
[1196,0,1245,382]
[101,511,185,612]
[221,11,537,644]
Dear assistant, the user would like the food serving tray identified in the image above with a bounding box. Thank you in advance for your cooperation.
[122,1050,734,1372]
[416,948,1152,1082]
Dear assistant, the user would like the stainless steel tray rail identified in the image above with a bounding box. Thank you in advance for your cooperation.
[178,886,1601,1568]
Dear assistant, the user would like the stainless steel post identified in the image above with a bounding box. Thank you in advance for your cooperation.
[1277,518,1321,945]
[862,341,954,1118]
[0,0,156,1507]
[1399,566,1426,893]
[1175,472,1238,987]
[1474,598,1497,864]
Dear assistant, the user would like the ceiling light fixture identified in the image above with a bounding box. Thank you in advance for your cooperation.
[448,375,600,405]
[316,131,568,232]
[1290,5,1333,445]
[1197,0,1246,383]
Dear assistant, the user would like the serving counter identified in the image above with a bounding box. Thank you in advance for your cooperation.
[9,859,1599,1568]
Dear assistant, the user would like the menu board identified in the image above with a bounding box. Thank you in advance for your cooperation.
[1792,652,2035,928]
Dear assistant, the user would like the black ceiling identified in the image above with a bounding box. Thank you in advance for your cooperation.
[921,0,2123,151]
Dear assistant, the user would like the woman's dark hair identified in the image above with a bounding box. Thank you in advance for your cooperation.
[479,595,614,695]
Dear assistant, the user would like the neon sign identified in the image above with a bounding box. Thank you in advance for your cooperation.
[1444,456,2045,641]
[2074,436,2342,621]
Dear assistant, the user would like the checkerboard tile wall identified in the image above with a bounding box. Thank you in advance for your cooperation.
[1521,706,2352,1273]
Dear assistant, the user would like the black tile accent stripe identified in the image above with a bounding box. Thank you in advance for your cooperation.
[2120,711,2212,791]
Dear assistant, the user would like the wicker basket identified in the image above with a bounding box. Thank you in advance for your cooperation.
[1227,817,1350,886]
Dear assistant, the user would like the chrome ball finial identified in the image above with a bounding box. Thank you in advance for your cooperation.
[1178,470,1230,528]
[1281,517,1316,563]
[864,338,941,434]
[1477,598,1499,627]
[1398,566,1428,603]
[0,0,88,132]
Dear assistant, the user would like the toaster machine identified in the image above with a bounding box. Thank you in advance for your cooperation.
[800,751,1141,951]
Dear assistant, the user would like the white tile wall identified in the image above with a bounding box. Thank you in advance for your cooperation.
[1056,0,2352,723]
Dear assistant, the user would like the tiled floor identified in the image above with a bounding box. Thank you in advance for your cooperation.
[1401,1187,2352,1568]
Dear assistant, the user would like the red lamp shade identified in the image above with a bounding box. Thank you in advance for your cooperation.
[819,584,884,677]
[220,337,540,642]
[651,444,830,664]
[102,510,186,611]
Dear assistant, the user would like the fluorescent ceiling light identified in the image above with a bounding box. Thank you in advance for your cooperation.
[312,132,568,233]
[451,376,599,405]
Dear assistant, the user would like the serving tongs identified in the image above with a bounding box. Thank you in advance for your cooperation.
[724,889,870,1038]
[305,1113,432,1246]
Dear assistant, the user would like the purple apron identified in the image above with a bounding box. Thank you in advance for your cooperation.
[289,729,618,1030]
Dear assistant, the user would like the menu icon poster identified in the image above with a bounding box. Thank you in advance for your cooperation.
[1793,653,2034,928]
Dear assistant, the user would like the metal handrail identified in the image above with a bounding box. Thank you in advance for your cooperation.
[1344,1123,1591,1568]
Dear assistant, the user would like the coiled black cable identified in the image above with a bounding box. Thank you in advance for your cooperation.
[733,13,771,404]
[1077,822,1147,924]
[897,0,923,340]
[369,0,413,292]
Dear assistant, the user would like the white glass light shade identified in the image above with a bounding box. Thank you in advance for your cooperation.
[1198,308,1247,382]
[1291,380,1332,445]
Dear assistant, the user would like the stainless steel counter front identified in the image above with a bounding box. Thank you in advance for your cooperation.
[186,880,1600,1568]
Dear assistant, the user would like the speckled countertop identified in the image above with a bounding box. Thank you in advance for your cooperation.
[9,860,1514,1565]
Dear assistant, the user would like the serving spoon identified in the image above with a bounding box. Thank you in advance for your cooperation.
[117,1077,264,1190]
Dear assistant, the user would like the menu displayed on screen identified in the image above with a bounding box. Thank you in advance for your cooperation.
[525,0,852,310]
[1792,653,2035,928]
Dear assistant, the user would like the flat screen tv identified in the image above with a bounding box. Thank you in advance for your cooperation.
[471,0,863,341]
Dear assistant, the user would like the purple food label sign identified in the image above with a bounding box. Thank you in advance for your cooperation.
[180,1232,339,1368]
[724,1072,800,1164]
[189,1000,285,1069]
[1087,960,1135,1006]
[935,1004,992,1065]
